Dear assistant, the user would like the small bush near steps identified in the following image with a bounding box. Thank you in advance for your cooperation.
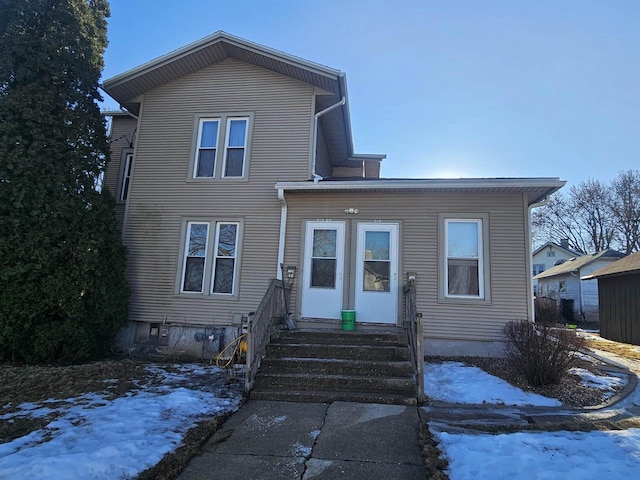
[503,320,586,387]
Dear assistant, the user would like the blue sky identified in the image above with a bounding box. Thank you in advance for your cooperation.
[101,0,640,187]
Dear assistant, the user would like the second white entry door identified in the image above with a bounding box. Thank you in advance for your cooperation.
[354,223,399,324]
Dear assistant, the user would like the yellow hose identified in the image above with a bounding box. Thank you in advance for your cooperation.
[215,333,248,368]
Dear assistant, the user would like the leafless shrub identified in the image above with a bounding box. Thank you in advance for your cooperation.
[503,320,586,387]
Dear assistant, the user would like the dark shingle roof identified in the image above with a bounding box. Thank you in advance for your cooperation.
[534,249,625,280]
[582,251,640,279]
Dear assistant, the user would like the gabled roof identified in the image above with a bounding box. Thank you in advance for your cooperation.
[582,251,640,279]
[276,177,565,205]
[101,31,369,167]
[534,249,626,280]
[532,241,580,258]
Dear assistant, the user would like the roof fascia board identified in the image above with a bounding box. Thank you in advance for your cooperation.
[276,178,565,191]
[103,31,340,90]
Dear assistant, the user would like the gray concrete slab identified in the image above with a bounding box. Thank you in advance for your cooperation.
[178,400,427,480]
[302,458,426,480]
[179,453,306,480]
[313,402,424,465]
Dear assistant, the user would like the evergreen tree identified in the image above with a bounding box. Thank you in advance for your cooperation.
[0,0,129,363]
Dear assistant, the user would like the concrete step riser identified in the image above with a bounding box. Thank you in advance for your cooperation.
[274,332,407,346]
[260,360,413,377]
[254,374,415,394]
[266,344,410,362]
[250,390,417,406]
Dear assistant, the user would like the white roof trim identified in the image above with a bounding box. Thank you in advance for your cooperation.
[275,178,565,191]
[103,31,340,89]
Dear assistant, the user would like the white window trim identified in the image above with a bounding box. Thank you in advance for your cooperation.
[222,117,249,178]
[193,118,220,179]
[211,222,240,295]
[438,213,491,304]
[444,218,484,299]
[177,219,243,298]
[180,221,210,294]
[189,113,253,181]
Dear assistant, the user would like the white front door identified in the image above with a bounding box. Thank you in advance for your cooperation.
[355,223,399,323]
[301,221,345,319]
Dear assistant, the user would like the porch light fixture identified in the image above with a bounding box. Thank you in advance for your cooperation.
[344,208,359,214]
[408,272,417,282]
[286,266,297,280]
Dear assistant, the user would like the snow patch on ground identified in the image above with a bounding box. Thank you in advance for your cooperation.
[425,361,561,407]
[570,367,627,398]
[0,364,242,480]
[433,428,640,480]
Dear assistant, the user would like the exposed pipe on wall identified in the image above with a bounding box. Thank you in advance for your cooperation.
[276,188,287,280]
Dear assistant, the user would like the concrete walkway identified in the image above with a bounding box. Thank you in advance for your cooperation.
[178,400,426,480]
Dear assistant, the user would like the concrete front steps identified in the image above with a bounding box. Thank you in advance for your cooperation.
[250,328,418,406]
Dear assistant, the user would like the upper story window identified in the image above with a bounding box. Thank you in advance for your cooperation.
[223,118,248,177]
[193,114,252,180]
[533,264,545,276]
[547,250,556,257]
[195,120,219,178]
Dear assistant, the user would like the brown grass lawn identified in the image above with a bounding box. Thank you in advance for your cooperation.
[584,335,640,361]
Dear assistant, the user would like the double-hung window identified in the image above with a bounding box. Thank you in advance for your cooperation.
[444,218,486,299]
[193,115,250,179]
[180,220,241,296]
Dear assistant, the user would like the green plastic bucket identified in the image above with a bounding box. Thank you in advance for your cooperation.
[341,310,356,331]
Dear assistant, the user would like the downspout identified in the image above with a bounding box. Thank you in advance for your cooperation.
[311,97,346,183]
[276,188,287,280]
[528,194,552,322]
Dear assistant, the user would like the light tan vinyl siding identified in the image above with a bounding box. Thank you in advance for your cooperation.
[283,191,530,342]
[105,116,137,228]
[123,58,314,326]
[332,166,363,178]
[364,161,380,179]
[315,122,331,177]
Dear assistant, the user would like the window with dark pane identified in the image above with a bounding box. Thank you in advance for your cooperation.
[195,120,218,178]
[182,222,208,292]
[446,220,482,297]
[213,223,238,294]
[311,229,337,288]
[223,118,247,177]
[120,153,133,202]
[363,231,390,291]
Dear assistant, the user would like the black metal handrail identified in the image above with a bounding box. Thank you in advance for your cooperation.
[403,279,425,403]
[245,279,287,393]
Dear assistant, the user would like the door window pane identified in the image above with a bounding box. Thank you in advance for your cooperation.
[364,231,389,260]
[311,259,336,288]
[363,260,390,292]
[311,229,337,288]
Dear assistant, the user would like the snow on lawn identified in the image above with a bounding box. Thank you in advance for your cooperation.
[433,428,640,480]
[0,364,242,480]
[425,361,561,407]
[570,367,627,399]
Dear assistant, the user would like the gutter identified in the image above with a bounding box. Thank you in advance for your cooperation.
[528,193,552,322]
[311,97,346,183]
[276,188,287,280]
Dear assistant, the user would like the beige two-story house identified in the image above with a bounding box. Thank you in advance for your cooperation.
[102,32,564,358]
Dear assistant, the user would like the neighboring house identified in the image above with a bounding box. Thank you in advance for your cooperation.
[534,249,625,324]
[582,251,640,345]
[102,31,564,358]
[531,240,581,296]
